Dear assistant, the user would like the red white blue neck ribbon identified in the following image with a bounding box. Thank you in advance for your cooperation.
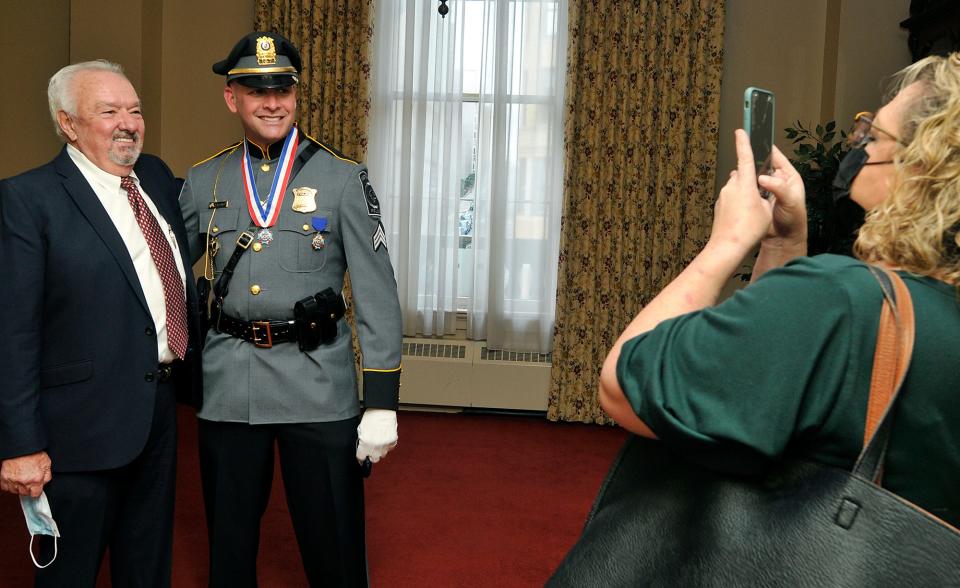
[242,126,299,228]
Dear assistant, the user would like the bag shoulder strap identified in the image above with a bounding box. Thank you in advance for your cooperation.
[855,266,915,481]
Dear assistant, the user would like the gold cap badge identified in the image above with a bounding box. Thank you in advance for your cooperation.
[256,36,278,66]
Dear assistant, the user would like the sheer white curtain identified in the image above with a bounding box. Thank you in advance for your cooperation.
[369,0,567,353]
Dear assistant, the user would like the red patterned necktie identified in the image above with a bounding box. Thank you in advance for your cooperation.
[121,176,189,360]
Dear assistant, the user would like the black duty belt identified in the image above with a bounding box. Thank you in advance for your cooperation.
[212,300,346,350]
[213,307,297,349]
[205,192,347,351]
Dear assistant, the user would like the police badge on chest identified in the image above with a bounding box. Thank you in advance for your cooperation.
[292,186,318,213]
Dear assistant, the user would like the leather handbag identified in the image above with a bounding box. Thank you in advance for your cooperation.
[548,267,960,587]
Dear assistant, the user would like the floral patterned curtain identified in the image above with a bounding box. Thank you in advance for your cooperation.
[547,0,726,423]
[254,0,373,160]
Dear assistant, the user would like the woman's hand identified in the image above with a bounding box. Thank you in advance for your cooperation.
[758,144,807,247]
[751,143,808,281]
[709,130,774,255]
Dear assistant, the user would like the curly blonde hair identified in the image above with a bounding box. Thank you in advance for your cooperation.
[854,53,960,286]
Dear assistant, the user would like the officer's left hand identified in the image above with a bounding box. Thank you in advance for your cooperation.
[356,409,398,464]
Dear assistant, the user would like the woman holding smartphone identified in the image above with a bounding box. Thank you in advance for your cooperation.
[599,54,960,527]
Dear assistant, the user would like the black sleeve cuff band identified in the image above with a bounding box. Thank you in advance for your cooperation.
[362,369,401,410]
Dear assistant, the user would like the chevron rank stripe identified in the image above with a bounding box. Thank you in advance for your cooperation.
[372,221,387,252]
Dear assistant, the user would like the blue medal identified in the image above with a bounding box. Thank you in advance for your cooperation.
[311,216,327,250]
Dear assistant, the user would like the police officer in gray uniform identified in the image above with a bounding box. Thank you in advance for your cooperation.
[179,32,401,587]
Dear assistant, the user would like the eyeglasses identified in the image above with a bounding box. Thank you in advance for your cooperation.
[846,111,903,149]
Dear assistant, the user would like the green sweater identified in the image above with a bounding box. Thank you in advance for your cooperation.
[617,254,960,527]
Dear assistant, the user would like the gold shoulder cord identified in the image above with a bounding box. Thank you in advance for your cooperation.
[203,146,240,281]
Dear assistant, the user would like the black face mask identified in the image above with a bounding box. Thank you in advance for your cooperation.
[831,147,870,202]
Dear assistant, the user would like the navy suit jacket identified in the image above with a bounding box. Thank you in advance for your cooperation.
[0,147,200,472]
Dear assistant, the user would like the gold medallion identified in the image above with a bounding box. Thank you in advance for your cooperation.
[260,163,270,172]
[291,186,318,213]
[256,36,277,65]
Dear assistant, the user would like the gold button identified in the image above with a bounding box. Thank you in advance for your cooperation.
[252,242,262,252]
[260,163,270,172]
[250,285,261,295]
[212,226,219,233]
[302,224,310,231]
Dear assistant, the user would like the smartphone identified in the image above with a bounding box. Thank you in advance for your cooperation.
[743,87,775,187]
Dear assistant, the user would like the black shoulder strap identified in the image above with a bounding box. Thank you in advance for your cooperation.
[212,227,256,302]
[291,139,321,179]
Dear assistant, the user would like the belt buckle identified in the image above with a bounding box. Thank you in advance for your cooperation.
[236,231,254,250]
[251,320,273,348]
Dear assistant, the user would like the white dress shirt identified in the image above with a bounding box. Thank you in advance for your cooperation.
[67,144,188,363]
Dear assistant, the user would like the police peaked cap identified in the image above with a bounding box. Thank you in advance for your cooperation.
[212,31,302,89]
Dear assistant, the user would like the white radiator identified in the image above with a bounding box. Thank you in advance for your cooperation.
[396,338,552,410]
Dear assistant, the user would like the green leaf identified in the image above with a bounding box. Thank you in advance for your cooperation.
[826,121,836,132]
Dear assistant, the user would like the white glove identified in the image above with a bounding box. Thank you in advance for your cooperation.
[356,408,398,464]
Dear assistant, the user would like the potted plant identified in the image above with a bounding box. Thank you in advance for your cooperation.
[785,120,864,256]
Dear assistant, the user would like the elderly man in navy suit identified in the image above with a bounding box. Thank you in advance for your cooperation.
[0,60,198,587]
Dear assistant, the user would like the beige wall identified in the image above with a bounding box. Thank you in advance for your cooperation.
[70,0,144,88]
[833,0,912,125]
[0,0,70,179]
[160,0,255,176]
[0,0,252,179]
[715,0,912,194]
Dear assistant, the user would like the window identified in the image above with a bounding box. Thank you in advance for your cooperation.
[369,0,567,353]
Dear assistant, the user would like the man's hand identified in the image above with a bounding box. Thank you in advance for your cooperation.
[356,409,398,464]
[0,451,52,497]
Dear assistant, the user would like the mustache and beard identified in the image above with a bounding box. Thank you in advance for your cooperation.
[108,130,142,166]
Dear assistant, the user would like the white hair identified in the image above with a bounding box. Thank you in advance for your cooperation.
[47,60,127,140]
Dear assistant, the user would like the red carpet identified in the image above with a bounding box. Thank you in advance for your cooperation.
[0,406,626,587]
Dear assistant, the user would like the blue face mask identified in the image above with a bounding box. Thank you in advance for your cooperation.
[20,492,60,568]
